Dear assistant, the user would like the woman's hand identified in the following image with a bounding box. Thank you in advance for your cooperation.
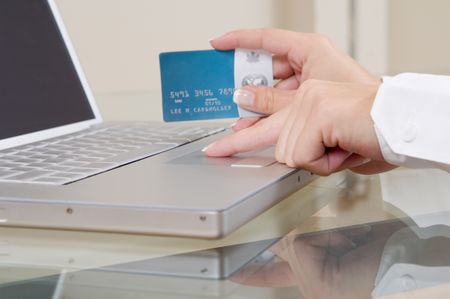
[205,80,396,175]
[206,29,396,175]
[211,28,380,131]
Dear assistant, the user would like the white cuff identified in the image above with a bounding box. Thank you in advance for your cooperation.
[371,73,450,171]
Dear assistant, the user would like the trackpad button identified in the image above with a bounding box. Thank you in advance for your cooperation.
[231,156,276,168]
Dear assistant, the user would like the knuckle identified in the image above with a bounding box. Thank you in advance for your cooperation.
[259,87,275,114]
[311,33,332,47]
[285,157,296,168]
[261,27,276,37]
[291,156,306,169]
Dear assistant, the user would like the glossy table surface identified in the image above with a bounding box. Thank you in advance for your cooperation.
[2,166,450,299]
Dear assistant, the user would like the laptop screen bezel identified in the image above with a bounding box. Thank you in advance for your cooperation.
[0,0,102,151]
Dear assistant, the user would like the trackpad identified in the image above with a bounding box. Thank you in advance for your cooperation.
[169,148,276,167]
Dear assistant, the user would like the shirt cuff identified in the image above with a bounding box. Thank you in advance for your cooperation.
[371,73,450,171]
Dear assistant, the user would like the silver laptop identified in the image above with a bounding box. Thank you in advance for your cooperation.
[0,0,314,238]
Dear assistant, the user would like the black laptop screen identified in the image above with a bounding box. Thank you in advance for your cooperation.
[0,0,95,140]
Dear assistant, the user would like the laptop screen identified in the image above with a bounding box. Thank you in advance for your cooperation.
[0,0,95,141]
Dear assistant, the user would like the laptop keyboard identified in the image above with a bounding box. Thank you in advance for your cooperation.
[0,123,225,185]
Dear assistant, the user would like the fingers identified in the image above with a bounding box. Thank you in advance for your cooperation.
[278,112,354,175]
[273,55,295,79]
[275,88,309,164]
[234,86,295,115]
[275,75,300,90]
[205,108,289,157]
[275,80,384,175]
[207,79,385,176]
[231,117,260,132]
[210,28,301,56]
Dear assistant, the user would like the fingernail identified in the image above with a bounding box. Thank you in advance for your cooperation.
[208,37,216,43]
[202,142,216,152]
[233,89,255,107]
[228,122,237,129]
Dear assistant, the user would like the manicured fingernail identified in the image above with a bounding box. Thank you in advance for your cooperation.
[233,89,255,107]
[202,142,216,152]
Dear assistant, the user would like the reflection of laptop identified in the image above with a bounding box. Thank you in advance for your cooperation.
[0,240,277,298]
[101,238,278,279]
[0,0,314,238]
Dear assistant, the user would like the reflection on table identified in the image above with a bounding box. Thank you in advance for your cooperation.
[1,168,450,298]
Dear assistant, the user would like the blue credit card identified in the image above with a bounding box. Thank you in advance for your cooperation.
[159,49,273,122]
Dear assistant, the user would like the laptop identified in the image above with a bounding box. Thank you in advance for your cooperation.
[0,0,314,238]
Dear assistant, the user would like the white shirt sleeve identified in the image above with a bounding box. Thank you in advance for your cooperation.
[370,73,450,172]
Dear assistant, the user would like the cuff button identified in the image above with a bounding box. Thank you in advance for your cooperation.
[400,122,418,143]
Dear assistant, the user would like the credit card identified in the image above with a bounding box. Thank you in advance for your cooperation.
[159,49,273,122]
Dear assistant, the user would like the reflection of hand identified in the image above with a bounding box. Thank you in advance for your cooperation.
[206,80,396,175]
[207,29,396,175]
[232,224,402,299]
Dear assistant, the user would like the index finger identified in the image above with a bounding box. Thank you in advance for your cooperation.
[205,108,289,157]
[210,28,309,57]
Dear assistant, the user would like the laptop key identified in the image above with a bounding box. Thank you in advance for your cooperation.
[185,133,208,142]
[10,166,37,172]
[49,172,85,180]
[161,138,189,144]
[43,158,68,164]
[0,162,23,168]
[42,165,73,172]
[32,177,69,185]
[60,161,89,168]
[28,154,56,160]
[14,158,41,164]
[2,155,29,162]
[155,142,180,146]
[84,162,118,169]
[177,127,204,136]
[6,170,55,181]
[66,168,98,174]
[72,157,103,163]
[0,170,22,179]
[103,143,178,164]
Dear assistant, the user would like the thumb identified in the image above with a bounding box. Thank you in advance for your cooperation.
[234,86,296,115]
